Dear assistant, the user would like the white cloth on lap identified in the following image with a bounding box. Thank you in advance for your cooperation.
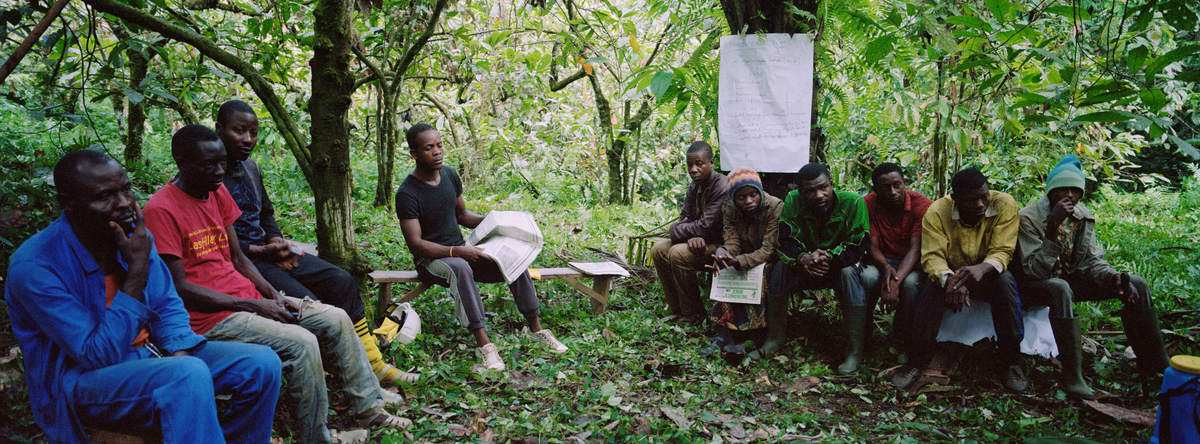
[936,304,1058,358]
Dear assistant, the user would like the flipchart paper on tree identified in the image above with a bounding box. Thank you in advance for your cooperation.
[718,33,815,173]
[709,263,766,304]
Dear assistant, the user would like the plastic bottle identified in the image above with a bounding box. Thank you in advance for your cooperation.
[1151,355,1200,444]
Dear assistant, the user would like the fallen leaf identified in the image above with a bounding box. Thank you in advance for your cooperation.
[507,370,548,391]
[571,414,601,425]
[635,416,652,434]
[470,411,490,434]
[661,406,692,430]
[1083,399,1156,426]
[447,424,471,436]
[729,422,747,439]
[480,428,496,444]
[0,210,31,228]
[786,376,821,393]
[755,374,771,385]
[0,346,19,365]
[602,328,615,341]
[605,420,619,431]
[779,431,826,441]
[421,406,454,419]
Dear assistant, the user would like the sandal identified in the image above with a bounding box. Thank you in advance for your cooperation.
[358,410,412,430]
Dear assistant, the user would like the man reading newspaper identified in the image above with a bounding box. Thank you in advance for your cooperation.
[395,123,568,373]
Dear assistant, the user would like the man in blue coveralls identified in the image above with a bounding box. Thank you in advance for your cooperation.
[5,150,281,443]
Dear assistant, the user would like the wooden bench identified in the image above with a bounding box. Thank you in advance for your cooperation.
[370,266,618,315]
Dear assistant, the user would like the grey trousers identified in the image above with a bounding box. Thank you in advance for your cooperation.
[417,257,541,331]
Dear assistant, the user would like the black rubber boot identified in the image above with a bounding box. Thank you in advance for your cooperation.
[1050,317,1095,399]
[1121,304,1170,379]
[837,304,870,375]
[747,291,788,361]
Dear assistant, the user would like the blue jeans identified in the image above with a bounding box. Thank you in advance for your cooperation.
[768,263,867,307]
[860,259,922,343]
[73,341,281,444]
[204,297,383,444]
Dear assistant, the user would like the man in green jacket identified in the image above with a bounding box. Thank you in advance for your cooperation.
[1015,154,1168,399]
[892,168,1027,392]
[750,163,870,375]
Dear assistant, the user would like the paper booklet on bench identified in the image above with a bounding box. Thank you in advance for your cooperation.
[466,211,544,284]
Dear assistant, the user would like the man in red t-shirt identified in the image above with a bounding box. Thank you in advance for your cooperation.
[860,163,932,349]
[144,125,410,443]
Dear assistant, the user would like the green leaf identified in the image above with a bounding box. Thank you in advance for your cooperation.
[122,87,144,105]
[650,71,673,99]
[1073,111,1135,123]
[945,15,989,31]
[1161,0,1199,31]
[985,0,1012,23]
[1045,5,1091,20]
[1079,88,1136,106]
[1145,44,1200,80]
[1022,114,1058,122]
[1148,123,1165,139]
[1127,46,1148,73]
[863,35,896,63]
[1139,89,1167,113]
[146,88,179,104]
[1177,71,1200,82]
[1023,437,1101,444]
[1168,135,1200,159]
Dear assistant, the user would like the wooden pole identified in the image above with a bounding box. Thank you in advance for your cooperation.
[0,0,72,85]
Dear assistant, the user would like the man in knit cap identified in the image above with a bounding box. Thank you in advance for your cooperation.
[1014,154,1168,399]
[705,167,783,362]
[651,141,728,324]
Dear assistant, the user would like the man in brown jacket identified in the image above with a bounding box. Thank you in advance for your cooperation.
[1015,154,1168,399]
[651,141,728,324]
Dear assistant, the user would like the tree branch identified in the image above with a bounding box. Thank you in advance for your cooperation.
[550,67,588,91]
[394,0,448,80]
[82,0,312,181]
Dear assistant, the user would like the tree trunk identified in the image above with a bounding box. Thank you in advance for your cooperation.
[309,0,367,274]
[124,51,149,165]
[373,83,397,209]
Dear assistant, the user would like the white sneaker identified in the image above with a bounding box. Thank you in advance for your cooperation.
[473,343,506,373]
[529,328,569,353]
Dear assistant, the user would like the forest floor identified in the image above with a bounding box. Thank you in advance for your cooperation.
[1,185,1198,443]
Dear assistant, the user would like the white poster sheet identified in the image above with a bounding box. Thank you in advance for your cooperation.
[718,33,815,173]
[709,263,766,305]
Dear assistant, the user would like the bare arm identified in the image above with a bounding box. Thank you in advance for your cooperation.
[399,217,485,261]
[455,195,485,229]
[866,235,889,268]
[894,236,922,280]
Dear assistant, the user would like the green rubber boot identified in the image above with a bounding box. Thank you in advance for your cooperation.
[1050,317,1094,400]
[837,304,870,375]
[747,290,788,361]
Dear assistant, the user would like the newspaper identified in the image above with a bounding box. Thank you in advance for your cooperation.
[465,211,544,284]
[709,263,766,305]
[568,261,630,277]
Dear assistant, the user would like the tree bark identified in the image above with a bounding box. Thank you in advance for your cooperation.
[309,0,366,274]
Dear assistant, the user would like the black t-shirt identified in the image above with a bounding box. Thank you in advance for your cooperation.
[395,167,465,249]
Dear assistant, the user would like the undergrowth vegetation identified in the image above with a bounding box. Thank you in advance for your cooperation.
[2,121,1197,442]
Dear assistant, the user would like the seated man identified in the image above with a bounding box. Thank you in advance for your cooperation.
[705,167,783,360]
[6,150,280,444]
[753,163,870,376]
[144,125,409,444]
[215,99,417,385]
[1015,154,1168,399]
[892,168,1027,392]
[860,162,932,351]
[395,123,567,373]
[650,141,728,324]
